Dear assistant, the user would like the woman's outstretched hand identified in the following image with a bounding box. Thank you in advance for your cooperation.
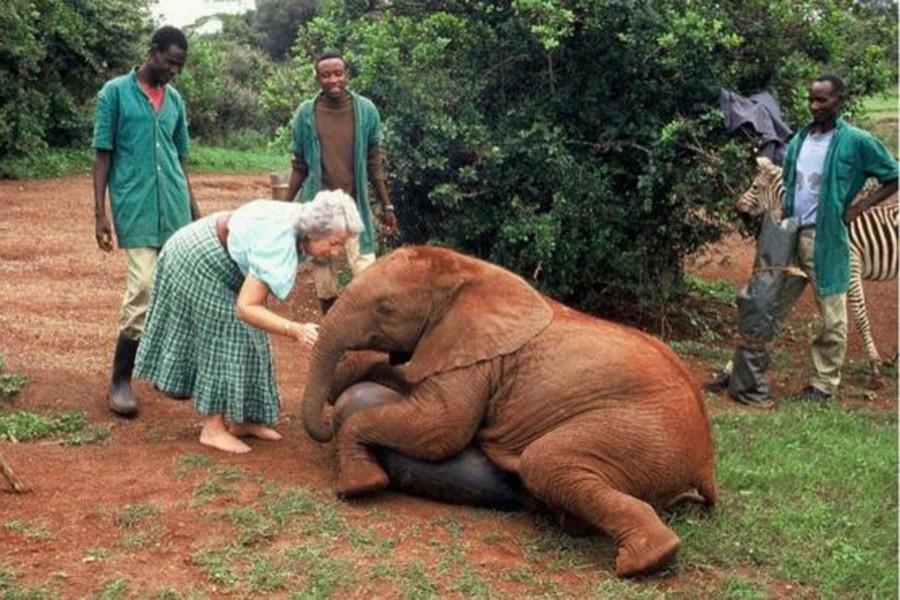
[289,322,319,348]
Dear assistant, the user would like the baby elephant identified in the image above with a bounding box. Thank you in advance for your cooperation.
[301,246,717,577]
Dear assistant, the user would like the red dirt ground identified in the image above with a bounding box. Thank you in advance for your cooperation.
[0,174,896,598]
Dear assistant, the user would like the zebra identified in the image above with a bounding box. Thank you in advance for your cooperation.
[734,156,898,375]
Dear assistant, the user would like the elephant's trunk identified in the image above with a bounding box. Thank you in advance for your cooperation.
[301,295,357,442]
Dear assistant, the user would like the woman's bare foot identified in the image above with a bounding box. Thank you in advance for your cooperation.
[228,422,282,441]
[200,415,252,454]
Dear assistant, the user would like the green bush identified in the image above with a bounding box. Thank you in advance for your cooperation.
[292,0,895,322]
[0,0,150,163]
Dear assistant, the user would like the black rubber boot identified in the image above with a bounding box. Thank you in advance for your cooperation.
[108,334,139,417]
[319,297,337,315]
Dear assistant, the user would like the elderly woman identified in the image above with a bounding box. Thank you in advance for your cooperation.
[135,190,364,453]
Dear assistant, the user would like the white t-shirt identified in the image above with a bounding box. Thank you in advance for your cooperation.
[792,130,833,227]
[226,200,306,300]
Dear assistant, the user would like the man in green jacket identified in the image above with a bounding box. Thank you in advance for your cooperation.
[92,26,200,417]
[285,51,397,314]
[778,73,898,400]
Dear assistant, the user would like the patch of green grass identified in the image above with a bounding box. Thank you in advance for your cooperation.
[524,518,598,572]
[4,520,53,541]
[0,410,108,445]
[227,505,276,547]
[95,577,130,599]
[189,144,285,174]
[589,577,661,599]
[398,560,438,600]
[285,545,356,598]
[85,547,112,562]
[119,531,154,550]
[0,143,285,180]
[191,477,236,507]
[246,555,291,593]
[432,515,465,539]
[670,339,733,362]
[114,504,160,529]
[859,91,898,153]
[0,357,29,400]
[672,403,898,598]
[450,564,491,597]
[194,547,239,588]
[145,589,207,600]
[685,275,737,305]
[719,575,771,599]
[0,566,55,598]
[262,485,320,524]
[860,91,899,120]
[175,452,215,476]
[188,464,245,507]
[0,147,92,179]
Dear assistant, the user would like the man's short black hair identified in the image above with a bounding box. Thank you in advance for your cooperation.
[151,26,188,53]
[315,50,347,72]
[814,73,847,101]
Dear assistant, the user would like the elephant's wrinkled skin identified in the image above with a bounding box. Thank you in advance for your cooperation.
[302,246,717,577]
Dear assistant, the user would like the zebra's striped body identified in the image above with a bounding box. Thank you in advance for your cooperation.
[735,158,898,373]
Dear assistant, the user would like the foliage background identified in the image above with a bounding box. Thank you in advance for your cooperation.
[1,0,896,324]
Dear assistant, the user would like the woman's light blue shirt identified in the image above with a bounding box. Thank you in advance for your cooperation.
[226,200,305,301]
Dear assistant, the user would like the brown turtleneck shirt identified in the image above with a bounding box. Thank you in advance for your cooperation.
[292,93,387,198]
[316,93,355,195]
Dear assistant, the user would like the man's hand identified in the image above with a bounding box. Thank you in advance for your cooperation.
[382,208,398,237]
[842,204,862,225]
[95,215,114,252]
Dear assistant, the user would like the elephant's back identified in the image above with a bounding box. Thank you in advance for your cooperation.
[525,305,700,405]
[478,304,714,489]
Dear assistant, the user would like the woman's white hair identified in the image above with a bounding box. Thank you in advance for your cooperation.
[291,190,364,238]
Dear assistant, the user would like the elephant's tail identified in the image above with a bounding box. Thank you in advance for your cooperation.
[694,458,718,508]
[664,476,718,510]
[696,477,718,508]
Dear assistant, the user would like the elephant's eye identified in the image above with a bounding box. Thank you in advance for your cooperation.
[375,299,396,319]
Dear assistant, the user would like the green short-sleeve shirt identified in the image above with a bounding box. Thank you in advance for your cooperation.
[92,70,192,249]
[783,117,898,295]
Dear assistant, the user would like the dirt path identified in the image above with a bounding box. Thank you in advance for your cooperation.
[0,174,895,597]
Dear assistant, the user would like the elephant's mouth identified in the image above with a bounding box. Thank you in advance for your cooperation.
[388,351,413,365]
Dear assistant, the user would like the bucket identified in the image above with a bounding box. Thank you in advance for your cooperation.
[270,172,290,201]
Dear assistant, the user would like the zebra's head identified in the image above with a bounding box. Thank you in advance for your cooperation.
[734,156,784,219]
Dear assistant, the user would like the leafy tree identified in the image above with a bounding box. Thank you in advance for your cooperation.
[176,35,275,144]
[288,0,896,326]
[254,0,319,61]
[0,0,151,168]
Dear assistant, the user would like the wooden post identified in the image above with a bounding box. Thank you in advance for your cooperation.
[0,451,30,493]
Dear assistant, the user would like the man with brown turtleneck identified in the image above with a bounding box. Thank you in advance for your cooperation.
[286,51,397,314]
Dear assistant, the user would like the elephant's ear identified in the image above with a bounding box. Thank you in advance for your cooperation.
[403,263,553,383]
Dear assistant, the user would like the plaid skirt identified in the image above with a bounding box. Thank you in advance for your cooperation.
[135,216,280,424]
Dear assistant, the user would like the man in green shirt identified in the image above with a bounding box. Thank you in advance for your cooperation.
[92,26,200,417]
[778,74,897,400]
[285,51,397,314]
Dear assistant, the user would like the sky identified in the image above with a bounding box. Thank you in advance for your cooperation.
[151,0,256,27]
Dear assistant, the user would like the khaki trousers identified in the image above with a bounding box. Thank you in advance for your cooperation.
[774,229,847,394]
[312,235,375,300]
[119,248,159,340]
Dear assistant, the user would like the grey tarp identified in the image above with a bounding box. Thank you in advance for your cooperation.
[727,213,804,404]
[719,89,793,166]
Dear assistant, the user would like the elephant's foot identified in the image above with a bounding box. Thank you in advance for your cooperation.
[335,458,389,499]
[614,524,680,577]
